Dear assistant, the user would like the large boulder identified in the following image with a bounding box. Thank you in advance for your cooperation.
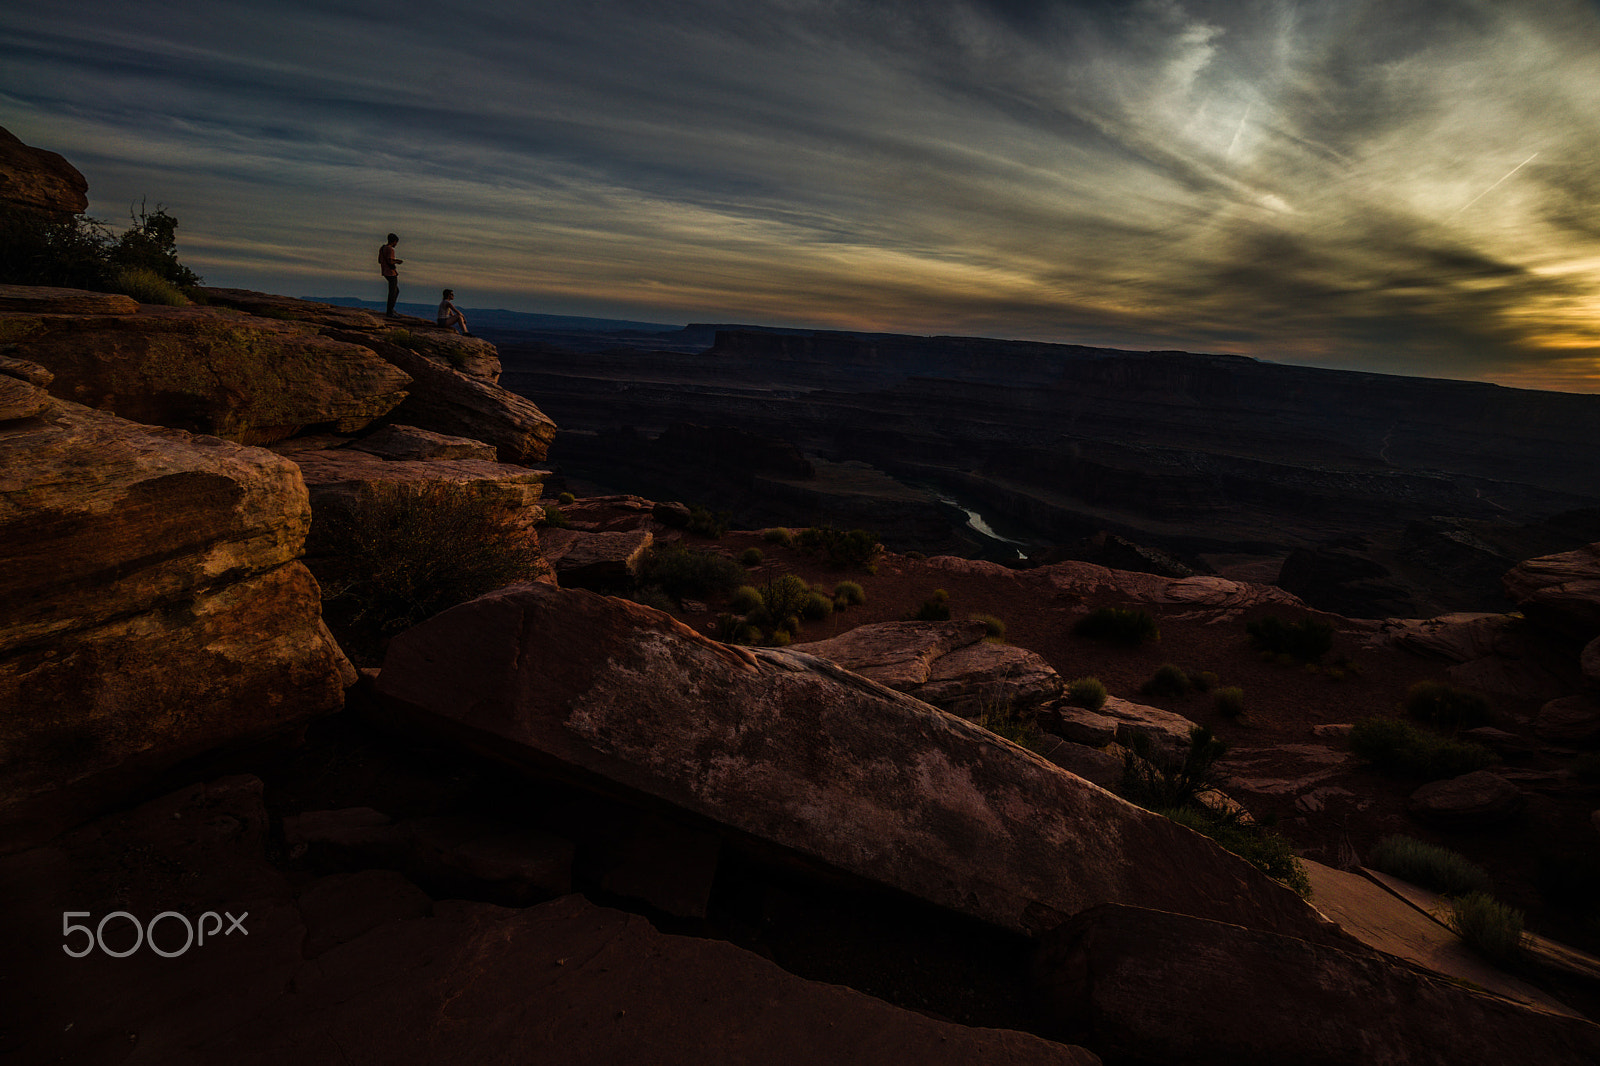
[1502,543,1600,642]
[374,583,1340,944]
[793,619,1063,715]
[1407,771,1524,826]
[347,423,498,461]
[8,304,412,444]
[332,330,556,463]
[0,774,1100,1066]
[0,393,348,849]
[538,527,654,591]
[1035,903,1600,1066]
[1382,612,1574,701]
[1045,696,1201,761]
[1535,695,1600,745]
[0,126,88,217]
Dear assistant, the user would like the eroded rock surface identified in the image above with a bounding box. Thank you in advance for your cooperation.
[0,397,347,848]
[1504,543,1600,642]
[0,126,88,216]
[794,619,1062,715]
[375,583,1340,943]
[10,305,412,444]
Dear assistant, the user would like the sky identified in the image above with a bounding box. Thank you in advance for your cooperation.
[6,0,1600,391]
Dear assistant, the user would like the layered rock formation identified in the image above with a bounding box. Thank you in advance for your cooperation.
[0,358,349,849]
[0,126,88,217]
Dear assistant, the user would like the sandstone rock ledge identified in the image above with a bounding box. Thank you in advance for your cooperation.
[0,377,348,850]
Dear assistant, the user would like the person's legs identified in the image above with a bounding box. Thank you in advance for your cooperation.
[386,275,399,316]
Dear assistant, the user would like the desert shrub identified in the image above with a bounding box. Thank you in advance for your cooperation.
[972,614,1006,641]
[1403,681,1493,731]
[541,504,569,528]
[557,492,576,505]
[310,482,542,647]
[1246,615,1335,663]
[976,704,1047,754]
[1348,717,1497,779]
[1161,806,1312,898]
[1121,726,1229,811]
[631,587,678,613]
[686,505,729,538]
[762,574,813,623]
[1141,663,1191,699]
[710,613,759,644]
[801,591,834,621]
[636,543,746,602]
[1213,686,1246,719]
[1,200,201,291]
[833,581,866,607]
[763,527,795,546]
[1067,677,1108,711]
[110,266,187,305]
[798,525,882,570]
[1447,892,1525,965]
[728,585,764,614]
[766,629,793,647]
[911,589,951,622]
[740,547,765,567]
[1075,606,1159,646]
[1192,670,1219,693]
[1369,836,1493,897]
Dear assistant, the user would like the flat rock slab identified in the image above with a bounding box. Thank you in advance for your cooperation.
[1036,902,1600,1066]
[1049,696,1201,761]
[794,620,1062,715]
[1302,862,1580,1019]
[1536,694,1600,744]
[288,444,549,520]
[349,423,498,461]
[1503,543,1600,642]
[375,583,1340,943]
[0,283,137,314]
[539,527,654,590]
[1408,770,1524,825]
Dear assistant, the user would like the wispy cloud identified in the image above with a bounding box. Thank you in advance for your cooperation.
[5,0,1600,388]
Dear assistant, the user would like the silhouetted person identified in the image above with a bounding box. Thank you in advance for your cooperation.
[379,233,403,316]
[436,288,471,336]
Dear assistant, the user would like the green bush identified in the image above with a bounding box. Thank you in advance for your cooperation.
[766,629,793,647]
[976,704,1047,754]
[110,266,187,305]
[1141,663,1191,699]
[1369,836,1493,897]
[1348,717,1497,779]
[740,547,765,567]
[631,587,678,613]
[1213,686,1246,719]
[1246,615,1335,663]
[762,574,813,623]
[557,492,576,505]
[686,505,730,538]
[1447,892,1524,965]
[1075,606,1159,646]
[1192,670,1220,693]
[972,614,1006,641]
[1067,677,1108,711]
[729,585,764,614]
[1121,726,1229,811]
[0,200,202,291]
[541,503,569,528]
[710,613,758,644]
[802,591,835,621]
[636,544,746,602]
[309,482,543,650]
[833,581,866,607]
[798,525,881,570]
[1403,681,1493,731]
[763,527,795,546]
[911,589,951,622]
[1161,806,1312,898]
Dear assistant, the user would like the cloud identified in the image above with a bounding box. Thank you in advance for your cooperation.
[4,0,1600,388]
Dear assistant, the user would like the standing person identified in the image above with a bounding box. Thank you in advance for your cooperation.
[378,233,403,316]
[436,288,472,336]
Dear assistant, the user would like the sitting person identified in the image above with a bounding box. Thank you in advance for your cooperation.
[436,289,472,336]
